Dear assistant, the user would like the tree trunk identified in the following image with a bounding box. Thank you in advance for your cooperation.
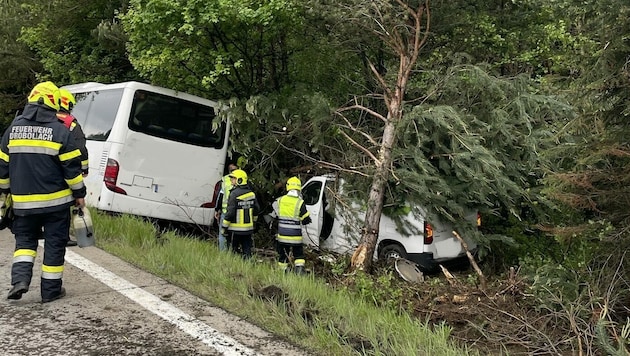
[349,1,429,272]
[351,110,400,271]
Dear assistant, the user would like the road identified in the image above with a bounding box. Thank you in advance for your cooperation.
[0,229,308,355]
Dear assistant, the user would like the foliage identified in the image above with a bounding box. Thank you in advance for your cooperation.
[19,0,136,85]
[543,1,630,230]
[427,0,594,78]
[0,0,40,129]
[222,87,340,198]
[348,270,404,310]
[122,0,336,99]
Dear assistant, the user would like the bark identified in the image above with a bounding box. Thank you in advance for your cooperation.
[350,1,430,272]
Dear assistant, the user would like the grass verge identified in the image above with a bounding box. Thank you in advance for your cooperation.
[93,210,477,355]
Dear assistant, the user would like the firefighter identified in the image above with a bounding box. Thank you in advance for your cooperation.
[56,88,89,247]
[214,162,238,251]
[271,176,312,274]
[0,81,86,303]
[57,88,89,176]
[221,169,260,259]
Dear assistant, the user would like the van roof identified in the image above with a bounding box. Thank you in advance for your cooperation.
[60,81,221,107]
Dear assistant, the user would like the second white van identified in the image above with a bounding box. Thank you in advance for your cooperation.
[299,175,479,272]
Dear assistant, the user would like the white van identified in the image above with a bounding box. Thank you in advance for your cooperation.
[300,175,479,272]
[62,81,228,226]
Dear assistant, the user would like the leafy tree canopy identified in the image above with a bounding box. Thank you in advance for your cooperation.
[19,0,136,85]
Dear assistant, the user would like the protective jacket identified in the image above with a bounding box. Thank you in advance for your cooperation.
[215,174,233,214]
[56,112,89,175]
[274,191,311,244]
[0,103,86,215]
[222,185,260,235]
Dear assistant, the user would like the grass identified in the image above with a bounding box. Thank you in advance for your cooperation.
[92,209,477,356]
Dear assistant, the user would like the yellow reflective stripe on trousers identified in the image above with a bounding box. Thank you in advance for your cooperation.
[277,234,303,244]
[42,264,64,280]
[12,189,74,210]
[13,249,37,263]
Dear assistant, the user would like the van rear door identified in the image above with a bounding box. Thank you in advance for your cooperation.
[301,177,326,247]
[113,132,220,208]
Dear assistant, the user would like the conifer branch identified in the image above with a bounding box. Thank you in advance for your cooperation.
[338,129,380,164]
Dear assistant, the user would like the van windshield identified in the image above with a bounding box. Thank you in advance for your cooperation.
[72,89,123,141]
[128,90,226,148]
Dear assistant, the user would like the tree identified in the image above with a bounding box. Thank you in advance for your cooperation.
[19,0,135,85]
[120,0,362,194]
[119,0,571,273]
[121,0,309,99]
[327,0,431,270]
[0,0,40,128]
[544,0,630,228]
[322,0,571,271]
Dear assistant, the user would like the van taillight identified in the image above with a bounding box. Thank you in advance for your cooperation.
[201,181,222,208]
[104,158,127,195]
[424,222,433,244]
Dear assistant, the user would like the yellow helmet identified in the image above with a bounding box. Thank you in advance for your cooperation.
[27,81,60,111]
[229,169,248,185]
[58,88,76,112]
[286,176,301,191]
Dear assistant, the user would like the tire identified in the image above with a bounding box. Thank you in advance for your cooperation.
[378,244,407,261]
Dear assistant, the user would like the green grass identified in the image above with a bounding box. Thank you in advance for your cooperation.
[92,210,477,356]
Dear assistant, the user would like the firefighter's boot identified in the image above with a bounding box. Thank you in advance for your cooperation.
[7,281,29,300]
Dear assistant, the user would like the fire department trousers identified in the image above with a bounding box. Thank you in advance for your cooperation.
[11,208,70,300]
[277,241,305,267]
[228,231,253,259]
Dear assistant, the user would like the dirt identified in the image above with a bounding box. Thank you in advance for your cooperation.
[300,249,558,356]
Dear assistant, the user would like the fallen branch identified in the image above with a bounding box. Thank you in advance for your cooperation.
[439,264,457,286]
[453,230,487,290]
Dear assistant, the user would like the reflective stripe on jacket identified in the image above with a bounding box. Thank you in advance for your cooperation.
[276,194,310,244]
[0,104,86,215]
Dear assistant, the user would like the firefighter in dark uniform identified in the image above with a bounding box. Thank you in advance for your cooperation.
[56,88,89,247]
[0,81,86,303]
[221,169,260,259]
[57,88,89,176]
[272,177,312,274]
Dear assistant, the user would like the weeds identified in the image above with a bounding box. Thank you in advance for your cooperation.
[92,209,630,355]
[92,210,475,356]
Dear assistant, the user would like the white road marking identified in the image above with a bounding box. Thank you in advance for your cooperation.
[52,244,260,356]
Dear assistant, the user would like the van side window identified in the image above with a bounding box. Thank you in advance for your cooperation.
[302,181,322,206]
[128,90,226,148]
[73,89,123,141]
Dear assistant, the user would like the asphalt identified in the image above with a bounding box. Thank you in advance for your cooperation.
[0,228,308,356]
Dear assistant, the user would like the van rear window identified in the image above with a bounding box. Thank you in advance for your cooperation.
[72,89,123,141]
[128,90,226,148]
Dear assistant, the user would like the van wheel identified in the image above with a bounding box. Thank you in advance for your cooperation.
[378,244,407,261]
